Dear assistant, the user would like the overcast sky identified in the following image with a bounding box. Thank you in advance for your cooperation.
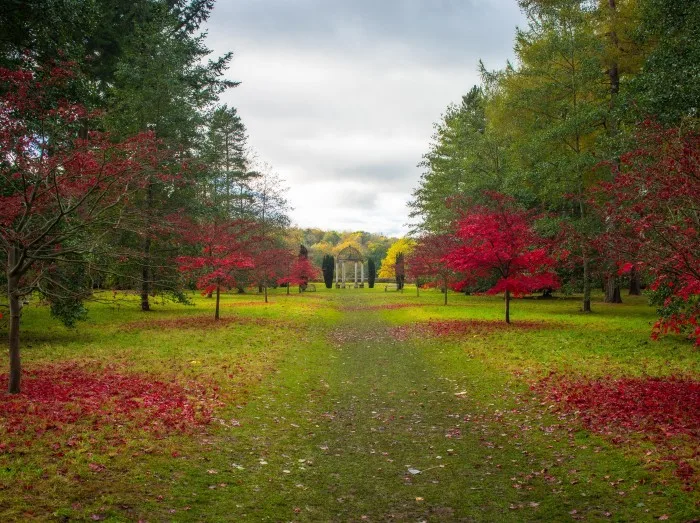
[206,0,525,237]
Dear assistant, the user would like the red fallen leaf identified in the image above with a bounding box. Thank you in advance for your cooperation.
[532,373,700,486]
[88,463,105,472]
[392,319,553,340]
[91,515,105,521]
[0,362,221,443]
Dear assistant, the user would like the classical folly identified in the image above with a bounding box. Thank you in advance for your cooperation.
[335,246,365,288]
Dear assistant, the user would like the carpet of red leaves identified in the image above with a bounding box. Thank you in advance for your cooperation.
[340,303,430,312]
[532,374,700,488]
[392,319,551,340]
[0,363,219,447]
[121,314,290,331]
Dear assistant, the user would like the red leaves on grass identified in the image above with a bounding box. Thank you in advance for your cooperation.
[533,374,700,486]
[533,374,700,438]
[121,314,290,331]
[0,363,218,440]
[392,319,550,340]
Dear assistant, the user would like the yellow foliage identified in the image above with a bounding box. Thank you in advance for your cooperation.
[378,238,416,278]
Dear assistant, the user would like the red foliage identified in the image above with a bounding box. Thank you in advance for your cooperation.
[532,373,700,485]
[122,314,291,331]
[408,233,461,290]
[533,374,700,438]
[176,219,254,294]
[0,363,218,441]
[392,319,551,340]
[445,192,560,299]
[595,123,700,344]
[281,256,320,287]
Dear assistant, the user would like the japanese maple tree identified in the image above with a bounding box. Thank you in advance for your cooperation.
[283,247,320,292]
[445,192,560,323]
[176,219,254,320]
[408,233,459,304]
[0,63,161,393]
[595,122,700,345]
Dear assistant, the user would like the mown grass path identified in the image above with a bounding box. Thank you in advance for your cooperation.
[160,291,695,522]
[2,289,697,521]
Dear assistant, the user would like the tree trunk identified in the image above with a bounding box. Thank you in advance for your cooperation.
[504,290,511,324]
[264,279,268,303]
[8,275,22,394]
[141,181,154,312]
[605,276,623,303]
[215,284,221,320]
[629,267,642,295]
[141,237,151,311]
[236,285,245,294]
[582,254,592,313]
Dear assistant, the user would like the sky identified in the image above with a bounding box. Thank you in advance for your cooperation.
[206,0,526,237]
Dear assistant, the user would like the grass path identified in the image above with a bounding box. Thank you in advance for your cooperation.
[155,292,693,521]
[2,289,697,520]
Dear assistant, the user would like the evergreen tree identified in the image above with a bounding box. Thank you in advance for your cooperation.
[368,258,377,288]
[322,255,335,289]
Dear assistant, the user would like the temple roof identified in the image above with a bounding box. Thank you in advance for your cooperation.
[337,246,363,262]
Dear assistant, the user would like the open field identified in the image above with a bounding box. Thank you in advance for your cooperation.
[1,286,698,521]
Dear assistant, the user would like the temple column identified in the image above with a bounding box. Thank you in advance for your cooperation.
[361,263,364,286]
[342,262,346,286]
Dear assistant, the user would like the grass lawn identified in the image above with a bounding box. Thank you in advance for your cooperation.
[1,285,698,521]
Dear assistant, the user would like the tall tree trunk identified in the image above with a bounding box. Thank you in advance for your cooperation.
[215,284,221,320]
[7,274,22,394]
[582,253,592,313]
[629,267,642,295]
[504,290,511,324]
[141,235,151,311]
[605,276,623,303]
[141,181,154,312]
[264,279,268,303]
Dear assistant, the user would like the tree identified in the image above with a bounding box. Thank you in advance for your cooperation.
[408,233,460,305]
[595,123,700,345]
[106,3,235,312]
[378,238,416,279]
[409,86,508,233]
[247,167,290,303]
[367,258,377,288]
[286,254,320,292]
[395,253,406,291]
[445,193,560,323]
[322,254,335,289]
[176,220,254,320]
[0,64,160,393]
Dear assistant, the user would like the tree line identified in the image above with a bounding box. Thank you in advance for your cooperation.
[0,1,302,393]
[406,0,698,340]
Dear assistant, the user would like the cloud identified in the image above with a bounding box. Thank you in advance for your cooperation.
[206,0,525,235]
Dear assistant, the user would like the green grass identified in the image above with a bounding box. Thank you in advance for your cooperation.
[1,285,698,521]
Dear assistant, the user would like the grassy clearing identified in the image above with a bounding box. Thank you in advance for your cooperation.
[0,286,698,521]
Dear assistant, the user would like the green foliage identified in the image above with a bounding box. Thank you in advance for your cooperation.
[367,258,376,288]
[321,255,335,289]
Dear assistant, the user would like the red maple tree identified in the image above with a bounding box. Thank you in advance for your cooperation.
[445,193,560,323]
[596,122,700,345]
[176,220,254,319]
[0,63,162,393]
[282,256,320,292]
[407,233,459,304]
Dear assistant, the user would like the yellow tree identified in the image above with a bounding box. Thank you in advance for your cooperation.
[378,238,416,278]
